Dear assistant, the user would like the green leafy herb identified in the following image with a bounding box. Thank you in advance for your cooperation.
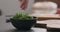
[13,13,33,19]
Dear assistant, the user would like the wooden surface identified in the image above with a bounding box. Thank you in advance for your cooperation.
[37,20,60,29]
[34,23,47,28]
[36,20,60,32]
[38,17,60,21]
[36,14,60,21]
[47,27,60,32]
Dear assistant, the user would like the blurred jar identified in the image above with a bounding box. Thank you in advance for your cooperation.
[32,1,58,15]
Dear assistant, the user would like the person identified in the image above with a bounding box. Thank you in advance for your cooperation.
[18,0,28,10]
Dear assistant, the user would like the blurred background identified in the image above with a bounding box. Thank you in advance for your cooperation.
[0,0,60,30]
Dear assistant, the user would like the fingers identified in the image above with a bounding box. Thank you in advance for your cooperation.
[20,0,28,10]
[18,0,22,2]
[20,3,28,10]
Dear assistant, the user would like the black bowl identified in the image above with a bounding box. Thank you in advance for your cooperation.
[7,18,36,30]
